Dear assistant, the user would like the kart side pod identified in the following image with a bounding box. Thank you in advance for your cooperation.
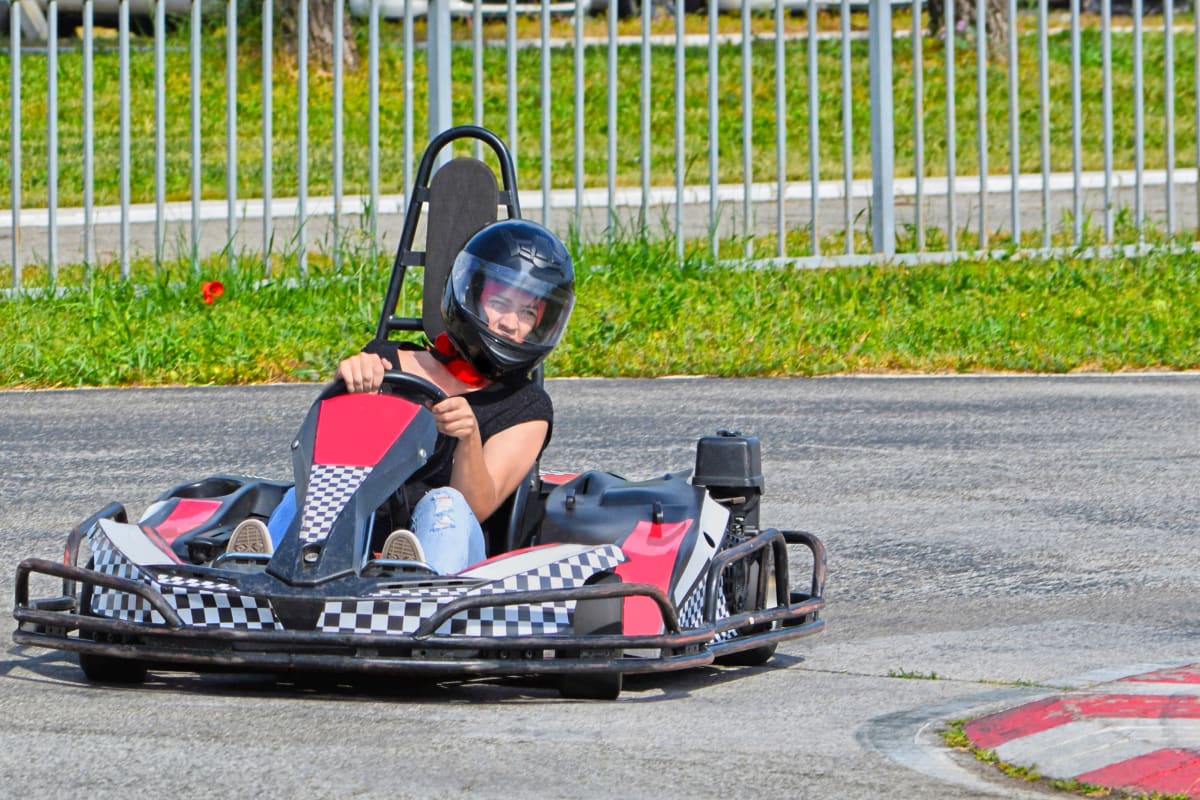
[693,430,764,529]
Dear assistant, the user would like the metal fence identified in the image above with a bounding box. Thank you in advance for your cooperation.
[3,0,1199,287]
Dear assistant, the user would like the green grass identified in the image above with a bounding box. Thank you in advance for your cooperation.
[3,234,1198,387]
[2,11,1199,211]
[887,669,942,679]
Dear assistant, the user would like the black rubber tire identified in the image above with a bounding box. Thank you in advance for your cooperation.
[715,642,777,667]
[78,651,148,684]
[559,571,624,698]
[76,556,150,684]
[560,671,623,700]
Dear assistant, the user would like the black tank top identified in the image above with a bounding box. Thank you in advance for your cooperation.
[361,339,554,506]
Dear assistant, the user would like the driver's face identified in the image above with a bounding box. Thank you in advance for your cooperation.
[480,280,544,343]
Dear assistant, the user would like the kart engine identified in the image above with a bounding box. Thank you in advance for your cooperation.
[693,430,766,615]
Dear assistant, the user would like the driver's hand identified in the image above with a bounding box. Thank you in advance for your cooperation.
[431,396,480,441]
[337,353,392,394]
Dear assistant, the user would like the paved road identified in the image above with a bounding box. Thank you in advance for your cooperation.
[1,375,1197,798]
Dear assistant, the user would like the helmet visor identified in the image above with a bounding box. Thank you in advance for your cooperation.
[449,251,575,349]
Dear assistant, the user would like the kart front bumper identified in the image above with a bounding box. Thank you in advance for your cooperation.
[13,530,825,678]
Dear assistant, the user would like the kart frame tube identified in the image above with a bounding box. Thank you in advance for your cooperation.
[375,125,521,341]
[14,580,823,655]
[15,559,824,678]
[14,593,824,654]
[704,528,826,623]
[13,606,822,678]
[16,558,824,650]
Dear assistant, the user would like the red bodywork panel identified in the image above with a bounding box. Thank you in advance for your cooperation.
[153,498,223,544]
[614,519,693,635]
[540,472,580,486]
[313,394,421,466]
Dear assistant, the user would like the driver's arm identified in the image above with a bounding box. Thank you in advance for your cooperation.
[434,396,546,521]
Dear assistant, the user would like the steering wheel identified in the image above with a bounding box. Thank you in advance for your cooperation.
[378,370,448,406]
[322,370,448,406]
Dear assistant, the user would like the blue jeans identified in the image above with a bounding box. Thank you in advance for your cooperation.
[409,487,487,574]
[265,488,296,548]
[265,485,485,574]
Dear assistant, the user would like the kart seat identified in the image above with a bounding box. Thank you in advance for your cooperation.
[373,126,536,559]
[481,465,544,557]
[420,157,500,339]
[375,127,520,342]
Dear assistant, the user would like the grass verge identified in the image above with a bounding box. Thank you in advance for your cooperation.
[2,235,1198,387]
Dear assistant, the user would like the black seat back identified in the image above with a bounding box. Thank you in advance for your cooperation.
[372,127,542,557]
[375,126,521,342]
[421,158,500,339]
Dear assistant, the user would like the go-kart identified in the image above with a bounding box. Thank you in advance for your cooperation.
[12,126,826,699]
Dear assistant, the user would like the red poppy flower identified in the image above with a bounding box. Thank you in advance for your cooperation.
[201,280,224,305]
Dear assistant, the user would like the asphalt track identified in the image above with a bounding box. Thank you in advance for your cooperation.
[0,374,1197,799]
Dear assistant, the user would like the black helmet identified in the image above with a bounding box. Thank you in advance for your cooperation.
[441,219,575,380]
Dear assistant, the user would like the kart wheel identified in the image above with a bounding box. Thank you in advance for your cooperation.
[560,671,623,700]
[561,573,624,698]
[716,544,779,667]
[78,652,148,684]
[715,642,777,667]
[76,558,150,684]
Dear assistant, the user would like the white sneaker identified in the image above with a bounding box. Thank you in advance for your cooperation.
[379,529,424,562]
[228,518,274,555]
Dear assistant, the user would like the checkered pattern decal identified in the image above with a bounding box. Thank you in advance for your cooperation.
[85,526,280,630]
[86,527,635,638]
[161,585,279,629]
[152,572,238,593]
[677,576,737,642]
[320,544,626,636]
[89,529,163,624]
[677,583,704,630]
[151,572,280,629]
[319,587,464,635]
[299,464,372,544]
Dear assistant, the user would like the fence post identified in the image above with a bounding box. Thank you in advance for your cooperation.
[225,0,237,269]
[428,0,453,164]
[869,0,896,255]
[10,1,21,288]
[47,0,57,279]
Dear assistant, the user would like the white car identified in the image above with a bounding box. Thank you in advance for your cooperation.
[5,0,195,40]
[346,0,628,20]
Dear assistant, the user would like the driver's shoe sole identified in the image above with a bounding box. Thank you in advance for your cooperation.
[380,529,425,562]
[228,518,274,555]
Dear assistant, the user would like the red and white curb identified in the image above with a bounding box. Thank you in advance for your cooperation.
[964,664,1200,798]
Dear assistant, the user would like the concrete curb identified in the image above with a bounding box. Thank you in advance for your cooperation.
[964,663,1200,798]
